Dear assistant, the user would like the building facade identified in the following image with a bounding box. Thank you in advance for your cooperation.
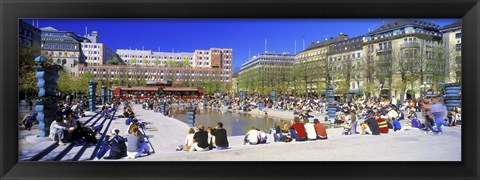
[81,31,123,65]
[19,20,42,56]
[239,52,295,94]
[440,20,462,84]
[40,26,90,76]
[116,48,232,71]
[362,19,443,99]
[327,36,364,94]
[79,48,233,87]
[293,33,348,95]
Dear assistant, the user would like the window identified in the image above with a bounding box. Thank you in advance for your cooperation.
[379,43,383,50]
[455,33,462,39]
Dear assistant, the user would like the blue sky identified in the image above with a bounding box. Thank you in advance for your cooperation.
[23,18,458,73]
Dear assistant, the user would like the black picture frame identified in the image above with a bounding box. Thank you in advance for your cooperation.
[1,0,479,179]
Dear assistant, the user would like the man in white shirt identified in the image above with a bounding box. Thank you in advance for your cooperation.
[243,127,260,145]
[304,118,317,140]
[387,106,399,120]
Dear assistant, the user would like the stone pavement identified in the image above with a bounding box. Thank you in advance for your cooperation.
[98,104,461,161]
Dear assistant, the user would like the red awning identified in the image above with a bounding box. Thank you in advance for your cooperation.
[163,87,204,92]
[119,87,160,91]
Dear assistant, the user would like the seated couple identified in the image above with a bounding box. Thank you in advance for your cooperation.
[243,127,268,145]
[289,117,328,141]
[49,114,100,146]
[187,123,229,151]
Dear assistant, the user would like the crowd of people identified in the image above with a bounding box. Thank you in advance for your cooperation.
[48,98,117,146]
[19,90,461,160]
[97,101,154,160]
[121,92,460,154]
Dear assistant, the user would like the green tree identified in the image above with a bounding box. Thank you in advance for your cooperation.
[106,56,121,65]
[57,71,75,93]
[154,57,160,66]
[166,59,176,67]
[143,58,150,66]
[129,57,137,65]
[181,58,190,68]
[19,47,39,99]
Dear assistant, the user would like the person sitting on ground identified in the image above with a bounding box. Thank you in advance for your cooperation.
[127,126,151,159]
[289,117,307,141]
[19,113,37,131]
[49,116,73,145]
[281,120,290,133]
[377,116,389,134]
[385,116,394,130]
[64,113,79,142]
[125,118,139,134]
[183,128,195,151]
[392,117,402,131]
[257,128,268,144]
[304,118,317,140]
[361,111,380,135]
[212,122,229,150]
[103,128,128,159]
[77,121,98,145]
[273,122,283,142]
[190,124,210,151]
[207,127,216,150]
[447,111,456,127]
[408,115,421,129]
[349,112,358,135]
[244,127,260,145]
[313,119,328,139]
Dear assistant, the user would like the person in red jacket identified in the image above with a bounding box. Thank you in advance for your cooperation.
[376,115,389,134]
[289,117,307,141]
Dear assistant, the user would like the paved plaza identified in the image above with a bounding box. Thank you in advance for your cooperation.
[19,104,461,161]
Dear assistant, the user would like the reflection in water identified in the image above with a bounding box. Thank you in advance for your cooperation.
[169,107,334,136]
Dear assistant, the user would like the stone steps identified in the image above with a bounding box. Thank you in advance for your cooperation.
[19,105,120,162]
[19,141,58,161]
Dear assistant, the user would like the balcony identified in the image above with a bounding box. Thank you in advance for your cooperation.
[376,47,392,53]
[401,42,420,49]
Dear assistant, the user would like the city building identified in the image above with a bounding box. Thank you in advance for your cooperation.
[40,26,91,76]
[440,20,462,84]
[294,33,349,95]
[79,48,233,87]
[19,20,42,56]
[362,19,443,99]
[238,52,295,94]
[327,35,364,95]
[116,48,232,70]
[81,31,124,65]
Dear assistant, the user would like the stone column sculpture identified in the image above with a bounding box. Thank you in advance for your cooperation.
[108,89,112,104]
[33,56,60,137]
[88,80,97,112]
[444,83,461,111]
[187,107,196,127]
[326,88,336,123]
[101,85,107,106]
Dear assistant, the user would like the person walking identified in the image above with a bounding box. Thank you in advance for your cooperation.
[428,96,449,135]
